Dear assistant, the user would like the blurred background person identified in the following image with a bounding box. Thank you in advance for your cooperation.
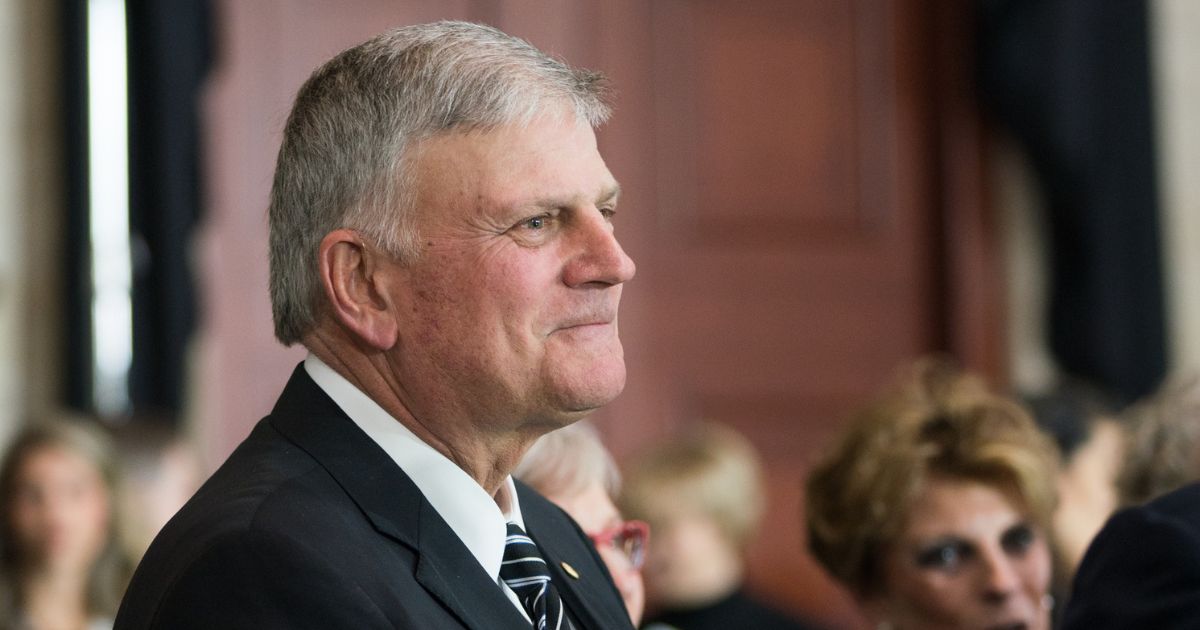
[1024,380,1123,607]
[806,359,1059,630]
[1115,373,1200,507]
[0,419,132,630]
[1062,480,1200,628]
[1056,372,1200,627]
[621,422,820,630]
[514,421,647,625]
[111,420,203,563]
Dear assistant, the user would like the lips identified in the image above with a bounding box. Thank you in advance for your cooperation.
[553,308,617,332]
[551,321,616,343]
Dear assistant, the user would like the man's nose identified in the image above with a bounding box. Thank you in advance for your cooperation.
[563,210,637,287]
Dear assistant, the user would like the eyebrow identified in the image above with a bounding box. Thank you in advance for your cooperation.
[527,183,621,212]
[597,183,621,206]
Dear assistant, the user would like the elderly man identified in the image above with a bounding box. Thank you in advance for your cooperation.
[115,21,636,630]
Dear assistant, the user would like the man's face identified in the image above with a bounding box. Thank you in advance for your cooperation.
[384,112,635,431]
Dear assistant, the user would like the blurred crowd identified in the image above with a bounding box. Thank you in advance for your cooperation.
[601,355,1200,630]
[512,355,1200,629]
[3,354,1199,629]
[0,417,200,630]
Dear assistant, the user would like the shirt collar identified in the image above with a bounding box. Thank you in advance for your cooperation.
[303,354,524,581]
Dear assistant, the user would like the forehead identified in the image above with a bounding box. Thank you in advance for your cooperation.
[16,445,100,481]
[409,114,617,215]
[900,478,1025,541]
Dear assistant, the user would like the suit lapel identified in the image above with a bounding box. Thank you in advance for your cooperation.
[412,504,531,630]
[517,482,636,630]
[267,365,529,630]
[542,544,616,630]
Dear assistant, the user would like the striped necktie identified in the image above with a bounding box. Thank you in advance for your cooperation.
[500,522,570,630]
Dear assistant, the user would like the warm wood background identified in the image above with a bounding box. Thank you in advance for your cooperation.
[195,2,1000,628]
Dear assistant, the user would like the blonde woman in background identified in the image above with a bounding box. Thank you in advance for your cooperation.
[514,420,647,624]
[806,359,1059,630]
[0,420,132,630]
[621,422,819,630]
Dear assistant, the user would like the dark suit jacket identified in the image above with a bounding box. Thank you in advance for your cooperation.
[641,589,823,630]
[1062,482,1200,629]
[115,365,634,630]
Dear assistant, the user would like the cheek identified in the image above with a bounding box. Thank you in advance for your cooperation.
[9,499,44,540]
[418,259,545,339]
[611,562,644,605]
[84,491,112,533]
[597,546,630,578]
[1017,541,1053,594]
[897,568,960,604]
[60,484,112,541]
[907,575,967,611]
[880,558,971,624]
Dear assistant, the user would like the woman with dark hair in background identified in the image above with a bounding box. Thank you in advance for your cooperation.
[0,420,132,630]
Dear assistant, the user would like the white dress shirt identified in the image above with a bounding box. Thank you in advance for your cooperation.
[304,354,530,621]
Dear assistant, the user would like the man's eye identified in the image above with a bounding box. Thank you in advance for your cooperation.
[523,216,547,230]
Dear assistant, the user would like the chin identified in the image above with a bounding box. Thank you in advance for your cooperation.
[546,334,625,382]
[550,362,627,414]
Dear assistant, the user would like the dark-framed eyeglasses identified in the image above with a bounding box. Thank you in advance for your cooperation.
[587,520,649,570]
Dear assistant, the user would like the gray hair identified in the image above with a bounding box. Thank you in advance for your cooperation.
[269,21,612,345]
[1117,373,1200,506]
[514,421,621,499]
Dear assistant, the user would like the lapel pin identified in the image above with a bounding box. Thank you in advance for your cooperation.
[561,561,580,579]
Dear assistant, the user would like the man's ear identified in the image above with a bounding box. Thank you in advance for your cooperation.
[317,229,400,350]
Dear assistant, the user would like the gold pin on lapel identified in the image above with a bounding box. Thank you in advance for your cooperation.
[561,561,580,579]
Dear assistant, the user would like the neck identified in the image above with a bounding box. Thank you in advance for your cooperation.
[21,567,91,629]
[653,544,743,611]
[683,553,743,605]
[304,329,538,494]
